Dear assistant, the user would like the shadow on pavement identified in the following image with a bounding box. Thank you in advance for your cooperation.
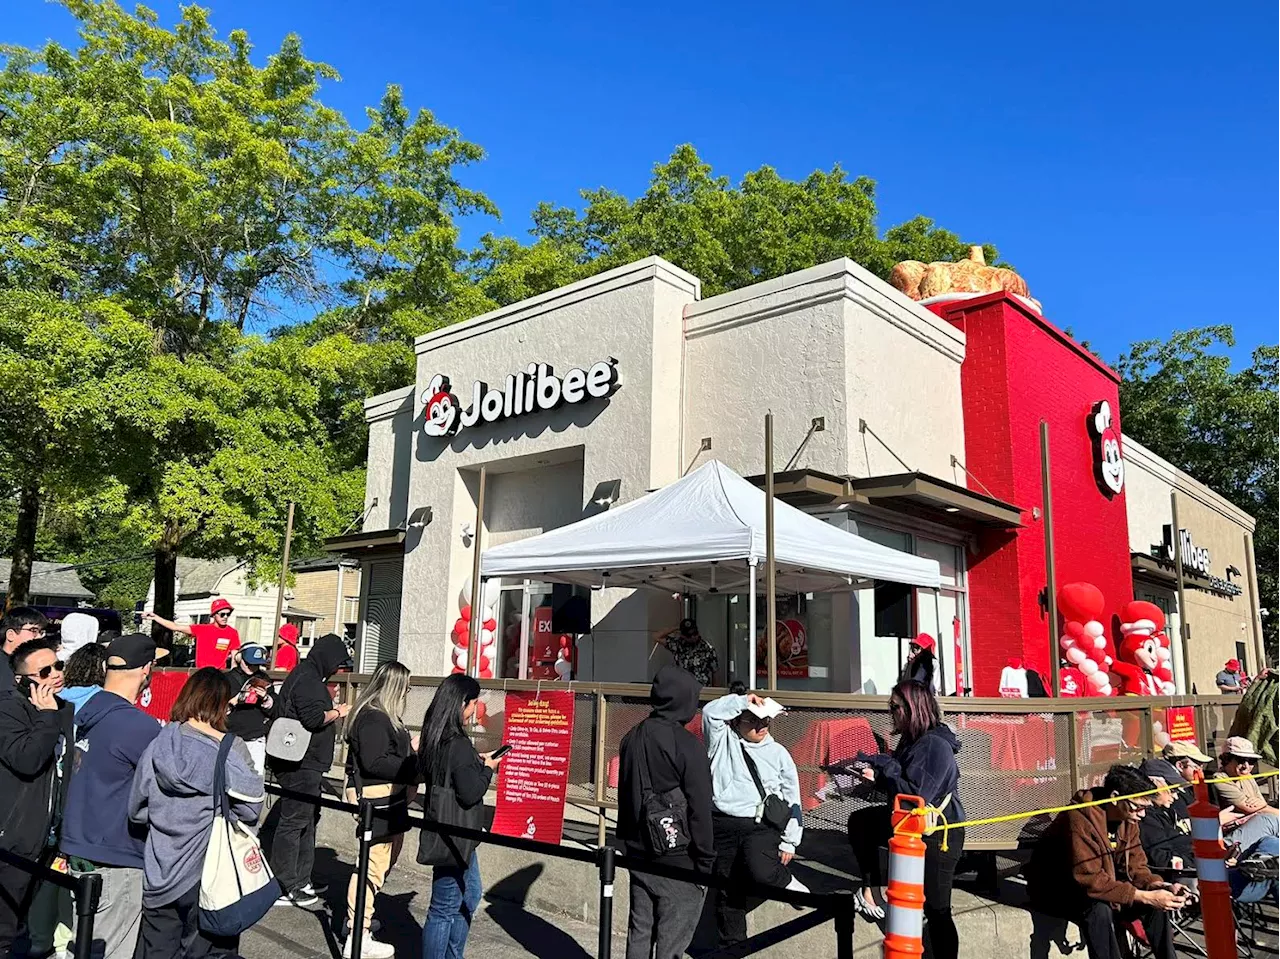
[485,864,592,959]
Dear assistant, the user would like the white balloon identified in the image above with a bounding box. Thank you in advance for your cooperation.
[1161,681,1177,695]
[1152,721,1164,733]
[482,606,495,624]
[458,577,473,611]
[479,628,496,647]
[1097,682,1113,696]
[452,645,468,666]
[1066,647,1087,665]
[1154,731,1171,748]
[1093,636,1108,651]
[1087,669,1110,689]
[1084,621,1105,638]
[1080,658,1098,675]
[480,645,495,665]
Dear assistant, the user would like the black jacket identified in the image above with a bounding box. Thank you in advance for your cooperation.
[860,722,966,825]
[416,730,493,865]
[901,651,936,689]
[345,708,416,789]
[269,634,348,772]
[0,688,74,859]
[617,665,715,871]
[1139,798,1195,872]
[224,667,274,742]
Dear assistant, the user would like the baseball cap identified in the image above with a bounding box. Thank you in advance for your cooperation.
[911,632,936,652]
[1226,659,1241,671]
[240,645,270,666]
[1163,740,1212,763]
[679,618,696,635]
[1222,736,1262,760]
[106,633,168,670]
[211,598,234,615]
[1139,757,1187,786]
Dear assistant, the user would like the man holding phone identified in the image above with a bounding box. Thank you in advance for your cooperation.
[0,637,73,958]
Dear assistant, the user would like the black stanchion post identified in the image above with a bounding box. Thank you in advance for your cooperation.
[73,872,102,959]
[350,800,375,959]
[833,889,855,959]
[596,844,616,959]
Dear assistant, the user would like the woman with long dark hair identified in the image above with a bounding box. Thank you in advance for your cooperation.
[417,674,504,959]
[845,680,965,959]
[900,633,937,689]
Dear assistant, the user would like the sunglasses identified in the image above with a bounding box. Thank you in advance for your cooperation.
[1226,756,1256,766]
[22,660,65,680]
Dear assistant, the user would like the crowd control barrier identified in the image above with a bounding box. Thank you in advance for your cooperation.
[265,783,856,959]
[0,848,102,959]
[1189,772,1237,959]
[883,795,927,959]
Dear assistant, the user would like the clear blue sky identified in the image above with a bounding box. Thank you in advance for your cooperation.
[10,0,1277,365]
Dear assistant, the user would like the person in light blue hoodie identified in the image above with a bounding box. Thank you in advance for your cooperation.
[703,690,807,946]
[60,643,108,716]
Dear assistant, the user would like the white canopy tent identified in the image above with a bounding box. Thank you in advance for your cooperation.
[480,460,941,679]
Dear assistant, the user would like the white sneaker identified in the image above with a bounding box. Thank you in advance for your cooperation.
[342,934,394,959]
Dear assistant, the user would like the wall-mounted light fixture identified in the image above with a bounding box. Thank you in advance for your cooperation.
[407,506,432,530]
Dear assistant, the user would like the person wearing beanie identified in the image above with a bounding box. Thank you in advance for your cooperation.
[275,622,301,672]
[58,611,100,661]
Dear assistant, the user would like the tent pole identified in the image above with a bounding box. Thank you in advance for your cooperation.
[933,588,944,694]
[765,412,778,692]
[748,559,758,687]
[468,465,488,678]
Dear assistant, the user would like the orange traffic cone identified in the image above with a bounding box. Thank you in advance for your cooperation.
[884,794,927,959]
[1189,772,1237,959]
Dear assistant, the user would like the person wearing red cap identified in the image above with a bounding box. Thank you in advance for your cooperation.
[275,623,301,672]
[143,599,241,670]
[901,632,937,688]
[1215,659,1245,694]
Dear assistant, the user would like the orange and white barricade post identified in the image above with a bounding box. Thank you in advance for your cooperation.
[884,794,927,959]
[1189,771,1237,959]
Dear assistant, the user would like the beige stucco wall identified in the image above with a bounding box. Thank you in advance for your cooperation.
[1123,434,1262,691]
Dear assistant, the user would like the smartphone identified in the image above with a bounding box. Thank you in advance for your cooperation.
[16,676,33,698]
[491,744,514,760]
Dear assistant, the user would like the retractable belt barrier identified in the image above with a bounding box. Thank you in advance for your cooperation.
[0,848,103,959]
[266,783,856,959]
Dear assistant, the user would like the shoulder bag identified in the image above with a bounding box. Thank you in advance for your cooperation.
[198,733,280,936]
[739,741,792,833]
[416,736,482,869]
[636,726,692,856]
[265,682,311,763]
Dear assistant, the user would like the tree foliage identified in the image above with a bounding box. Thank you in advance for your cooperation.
[1117,327,1279,660]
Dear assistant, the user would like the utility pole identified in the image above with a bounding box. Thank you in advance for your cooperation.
[270,502,296,664]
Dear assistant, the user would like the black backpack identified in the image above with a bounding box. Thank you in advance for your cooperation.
[635,725,692,856]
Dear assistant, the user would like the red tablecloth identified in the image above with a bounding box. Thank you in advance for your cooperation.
[792,717,878,810]
[959,715,1057,777]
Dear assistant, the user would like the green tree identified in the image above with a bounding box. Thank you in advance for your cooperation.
[1117,327,1279,662]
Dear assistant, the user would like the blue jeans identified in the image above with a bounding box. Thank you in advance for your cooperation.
[1230,835,1278,903]
[423,852,482,958]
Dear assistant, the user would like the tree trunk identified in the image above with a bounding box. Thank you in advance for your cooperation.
[6,483,40,610]
[152,529,180,650]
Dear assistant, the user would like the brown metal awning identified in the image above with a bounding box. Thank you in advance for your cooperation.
[323,528,406,555]
[745,469,1023,529]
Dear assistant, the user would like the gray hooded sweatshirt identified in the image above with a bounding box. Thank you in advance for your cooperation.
[129,722,265,907]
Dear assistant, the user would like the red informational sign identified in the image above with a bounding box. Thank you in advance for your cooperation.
[755,619,809,679]
[137,670,190,723]
[491,690,575,846]
[1164,705,1197,744]
[953,615,965,694]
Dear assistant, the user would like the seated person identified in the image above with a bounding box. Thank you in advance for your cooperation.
[1213,737,1274,819]
[1136,759,1196,886]
[1162,740,1211,788]
[1027,764,1188,959]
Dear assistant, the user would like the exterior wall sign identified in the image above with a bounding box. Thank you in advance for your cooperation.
[1161,525,1243,597]
[1088,400,1125,496]
[422,360,619,438]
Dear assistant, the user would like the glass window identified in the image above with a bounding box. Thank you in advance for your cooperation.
[916,538,961,588]
[855,522,911,552]
[915,590,962,694]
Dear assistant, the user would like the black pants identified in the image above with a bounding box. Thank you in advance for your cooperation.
[135,882,238,959]
[711,813,792,945]
[0,864,36,959]
[847,807,965,959]
[625,870,706,959]
[269,766,323,894]
[1079,899,1175,959]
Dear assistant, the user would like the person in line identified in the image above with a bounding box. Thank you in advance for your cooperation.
[274,623,302,672]
[130,667,265,959]
[341,661,417,959]
[59,643,108,716]
[847,680,965,959]
[654,618,718,687]
[1136,758,1195,879]
[143,598,240,670]
[417,674,504,959]
[267,633,351,909]
[618,665,716,959]
[0,637,73,959]
[900,633,937,689]
[702,688,806,947]
[0,606,49,688]
[224,645,275,777]
[60,634,164,959]
[57,612,100,665]
[1213,742,1274,814]
[1026,763,1188,959]
[1215,659,1246,694]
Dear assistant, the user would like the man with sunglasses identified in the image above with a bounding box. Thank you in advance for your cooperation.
[0,637,73,958]
[1214,737,1278,854]
[0,606,49,690]
[143,597,241,670]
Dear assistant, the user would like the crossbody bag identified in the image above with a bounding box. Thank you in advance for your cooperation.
[738,740,792,833]
[636,727,692,856]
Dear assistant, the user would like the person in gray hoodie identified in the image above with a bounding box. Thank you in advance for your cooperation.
[129,667,264,959]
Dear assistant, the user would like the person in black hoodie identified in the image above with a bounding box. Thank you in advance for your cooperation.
[846,680,966,959]
[617,664,715,959]
[267,633,351,908]
[0,637,73,959]
[1136,759,1195,877]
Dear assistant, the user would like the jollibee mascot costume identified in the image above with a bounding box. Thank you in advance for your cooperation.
[1112,600,1175,696]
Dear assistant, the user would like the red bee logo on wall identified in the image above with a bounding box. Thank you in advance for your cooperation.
[1088,400,1125,497]
[422,374,459,437]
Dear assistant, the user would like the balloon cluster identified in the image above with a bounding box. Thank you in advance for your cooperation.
[451,577,497,679]
[1057,582,1114,696]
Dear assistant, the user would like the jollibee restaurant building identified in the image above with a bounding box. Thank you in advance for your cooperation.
[333,255,1266,697]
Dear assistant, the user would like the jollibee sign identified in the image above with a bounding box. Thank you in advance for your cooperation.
[423,359,619,438]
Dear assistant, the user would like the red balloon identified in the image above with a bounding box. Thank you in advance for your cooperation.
[454,630,469,649]
[483,619,497,632]
[479,665,493,679]
[450,665,464,675]
[460,605,472,622]
[1064,620,1087,640]
[1058,583,1105,623]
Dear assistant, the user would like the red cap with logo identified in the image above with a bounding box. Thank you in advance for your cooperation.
[912,632,936,652]
[211,598,234,615]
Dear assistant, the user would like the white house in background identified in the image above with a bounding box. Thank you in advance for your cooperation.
[144,557,324,651]
[0,558,96,607]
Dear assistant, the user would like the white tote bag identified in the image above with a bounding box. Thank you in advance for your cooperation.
[199,734,280,936]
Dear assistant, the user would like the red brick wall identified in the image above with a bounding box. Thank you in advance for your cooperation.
[934,294,1134,695]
